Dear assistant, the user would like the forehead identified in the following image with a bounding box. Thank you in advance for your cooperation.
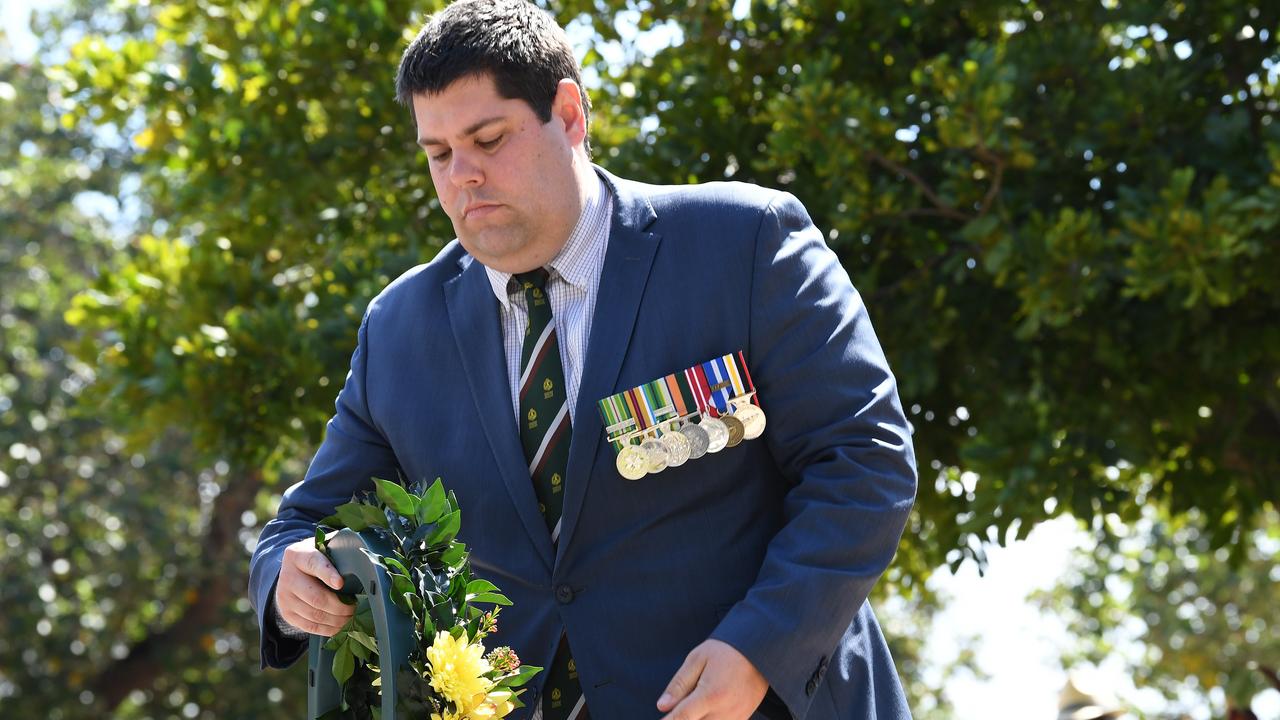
[412,74,531,139]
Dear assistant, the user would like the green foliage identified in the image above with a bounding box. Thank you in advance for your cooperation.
[597,0,1280,580]
[316,476,538,719]
[3,0,1277,716]
[1035,506,1280,714]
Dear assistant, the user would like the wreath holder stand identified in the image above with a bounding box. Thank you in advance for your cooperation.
[306,528,416,719]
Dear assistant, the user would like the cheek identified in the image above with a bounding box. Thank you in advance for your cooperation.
[429,174,458,211]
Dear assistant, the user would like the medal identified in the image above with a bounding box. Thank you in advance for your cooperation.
[721,414,745,448]
[600,350,765,477]
[679,421,710,459]
[641,437,669,474]
[700,416,729,453]
[732,399,766,440]
[615,444,648,480]
[660,429,692,467]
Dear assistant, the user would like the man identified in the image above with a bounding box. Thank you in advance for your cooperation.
[249,1,918,718]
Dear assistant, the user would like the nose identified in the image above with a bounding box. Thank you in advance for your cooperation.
[448,151,483,188]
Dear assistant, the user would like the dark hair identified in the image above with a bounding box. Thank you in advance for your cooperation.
[395,0,591,156]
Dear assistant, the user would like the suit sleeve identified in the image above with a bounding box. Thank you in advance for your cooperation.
[247,309,402,669]
[708,192,917,717]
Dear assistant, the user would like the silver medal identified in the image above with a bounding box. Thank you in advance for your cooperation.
[659,430,692,467]
[679,422,710,460]
[641,438,669,474]
[700,416,730,453]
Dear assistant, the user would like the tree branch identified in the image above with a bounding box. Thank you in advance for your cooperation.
[88,467,264,711]
[865,149,973,222]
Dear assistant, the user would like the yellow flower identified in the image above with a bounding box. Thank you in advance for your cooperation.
[425,630,494,711]
[471,690,516,718]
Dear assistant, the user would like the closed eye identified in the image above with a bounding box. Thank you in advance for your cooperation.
[477,135,503,150]
[430,149,451,162]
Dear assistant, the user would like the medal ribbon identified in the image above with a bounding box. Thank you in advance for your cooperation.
[734,350,759,407]
[684,364,716,418]
[599,350,760,453]
[598,391,637,450]
[699,357,735,413]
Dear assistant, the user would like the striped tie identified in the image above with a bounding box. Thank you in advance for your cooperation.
[514,269,589,720]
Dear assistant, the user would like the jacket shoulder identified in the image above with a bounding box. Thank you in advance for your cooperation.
[365,239,469,317]
[629,177,787,219]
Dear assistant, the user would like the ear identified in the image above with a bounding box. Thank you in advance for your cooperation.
[551,78,588,149]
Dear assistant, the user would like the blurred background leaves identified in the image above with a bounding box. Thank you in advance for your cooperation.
[0,0,1276,717]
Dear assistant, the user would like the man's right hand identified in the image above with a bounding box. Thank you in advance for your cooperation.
[274,537,355,636]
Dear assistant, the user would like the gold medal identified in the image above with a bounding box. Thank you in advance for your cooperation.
[732,402,766,440]
[721,414,745,447]
[615,444,648,480]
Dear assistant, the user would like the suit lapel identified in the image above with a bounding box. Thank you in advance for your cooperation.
[558,168,661,561]
[444,260,554,572]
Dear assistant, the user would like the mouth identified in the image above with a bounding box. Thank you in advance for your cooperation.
[463,202,502,220]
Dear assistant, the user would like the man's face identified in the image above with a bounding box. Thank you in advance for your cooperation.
[413,74,585,274]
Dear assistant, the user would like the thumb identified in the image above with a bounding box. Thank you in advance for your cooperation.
[657,648,707,712]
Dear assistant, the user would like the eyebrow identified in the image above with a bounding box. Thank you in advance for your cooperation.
[417,116,506,148]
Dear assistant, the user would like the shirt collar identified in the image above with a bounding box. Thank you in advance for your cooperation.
[483,174,608,309]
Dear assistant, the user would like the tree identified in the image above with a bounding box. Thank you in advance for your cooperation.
[4,0,1275,716]
[1035,506,1280,718]
[1,14,310,719]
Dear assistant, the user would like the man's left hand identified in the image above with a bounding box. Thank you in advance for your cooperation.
[656,638,769,720]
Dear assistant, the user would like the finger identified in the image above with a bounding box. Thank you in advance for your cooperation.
[292,578,357,617]
[280,590,355,636]
[286,586,355,623]
[659,686,711,720]
[657,650,708,712]
[301,549,344,590]
[281,610,348,638]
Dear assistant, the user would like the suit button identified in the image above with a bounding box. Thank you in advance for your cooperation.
[805,678,817,696]
[555,585,575,604]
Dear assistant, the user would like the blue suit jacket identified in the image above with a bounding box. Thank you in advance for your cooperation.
[249,166,917,719]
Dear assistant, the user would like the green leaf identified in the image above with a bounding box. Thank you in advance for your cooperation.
[439,542,466,566]
[374,477,417,517]
[466,579,500,595]
[416,478,448,525]
[382,555,410,578]
[332,641,356,687]
[426,510,461,546]
[468,592,512,606]
[334,502,371,532]
[360,503,388,529]
[347,630,378,655]
[493,664,543,690]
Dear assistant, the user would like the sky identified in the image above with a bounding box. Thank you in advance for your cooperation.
[4,3,1278,719]
[1,0,58,61]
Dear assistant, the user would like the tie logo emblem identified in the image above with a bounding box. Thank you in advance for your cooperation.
[551,688,562,704]
[544,377,555,398]
[568,658,576,672]
[551,473,562,492]
[527,408,538,429]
